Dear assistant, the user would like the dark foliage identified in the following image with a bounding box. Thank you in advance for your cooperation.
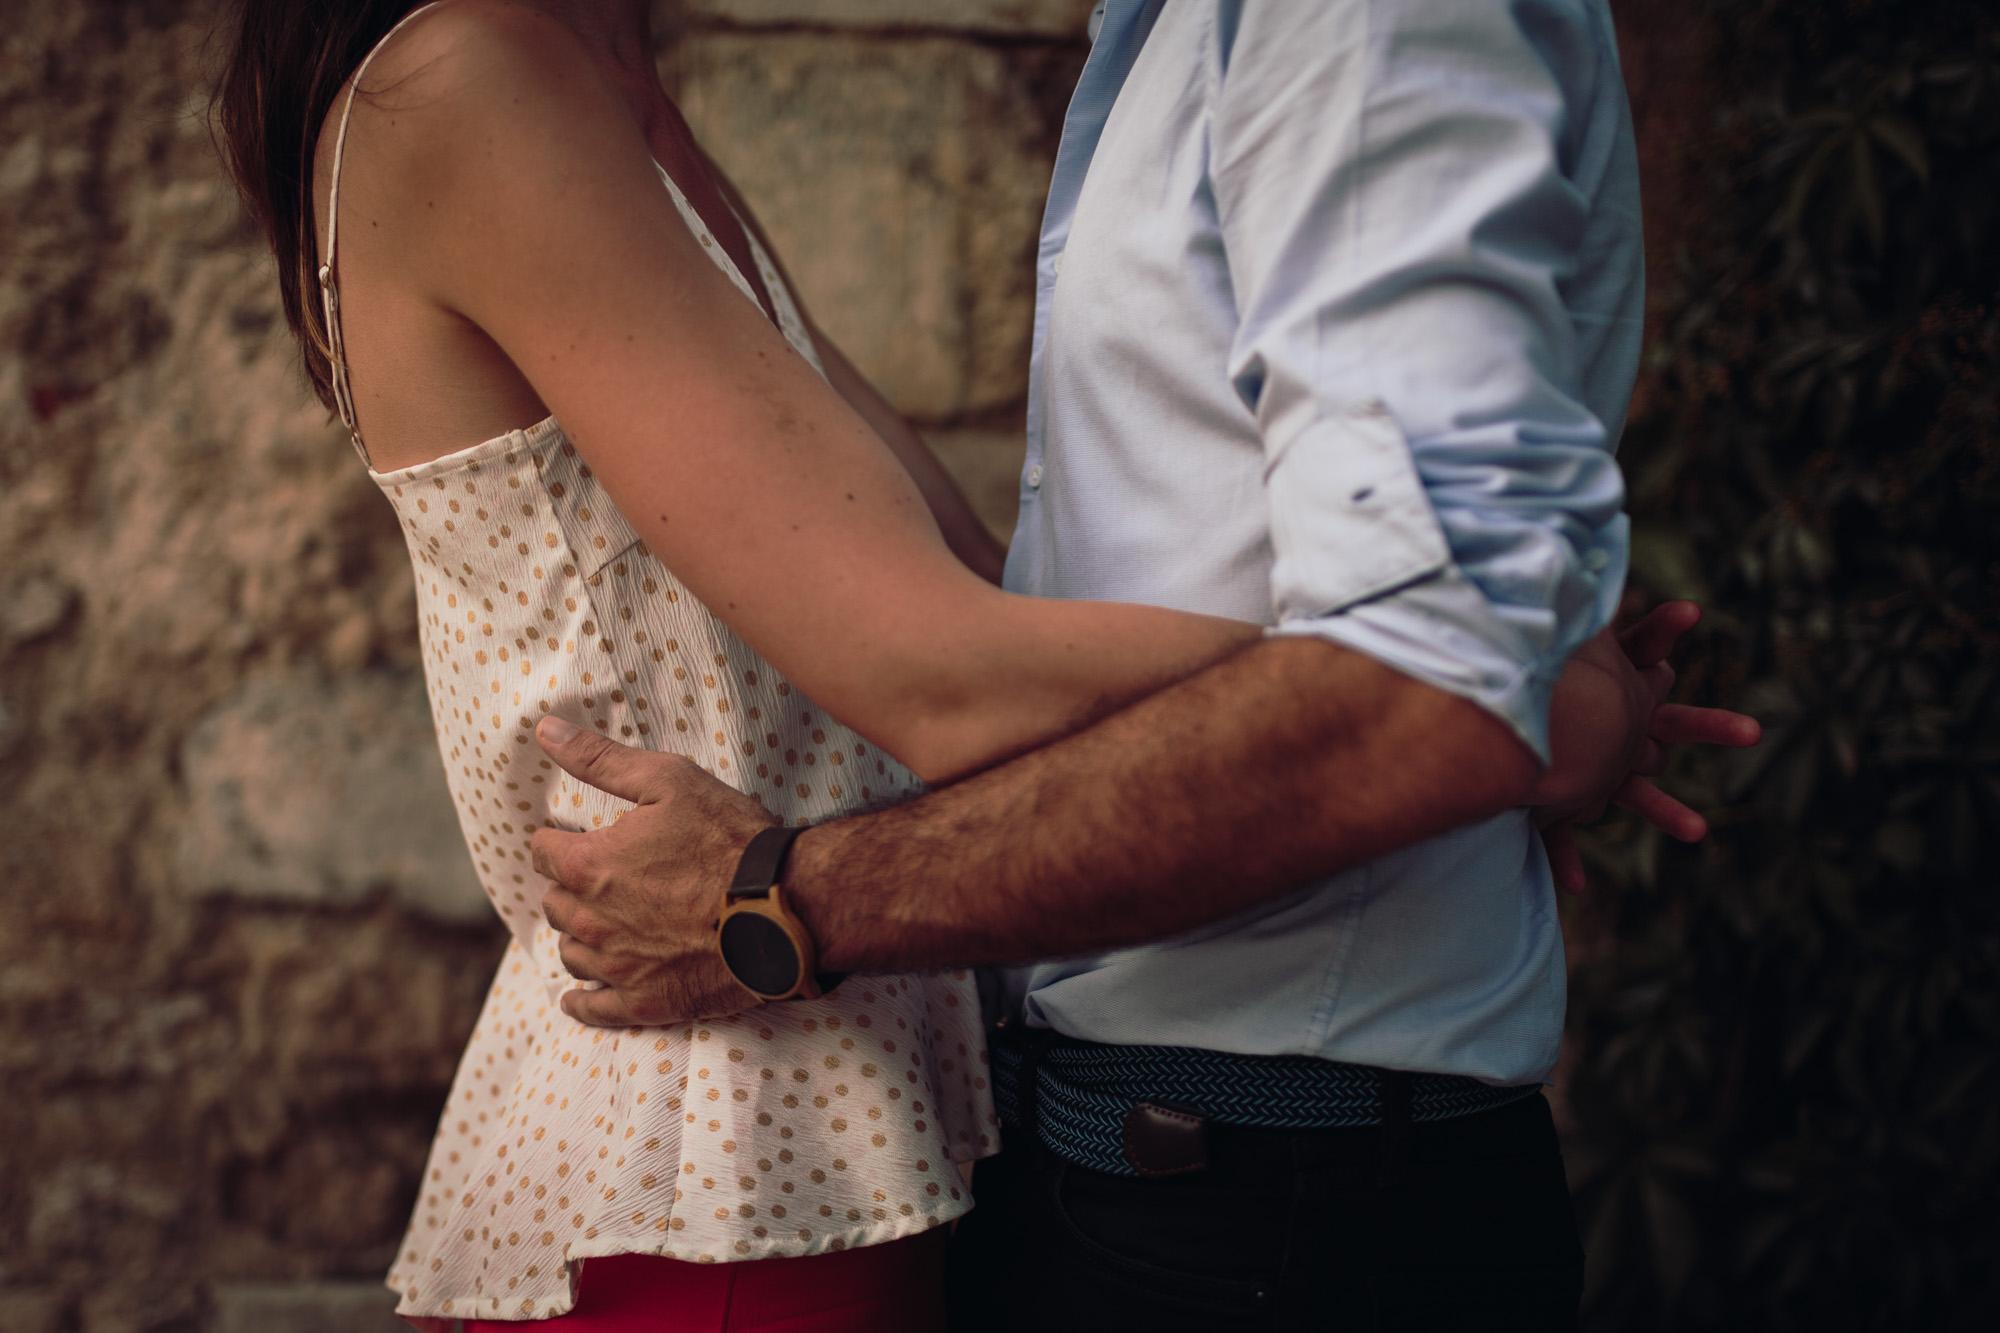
[1567,2,2000,1329]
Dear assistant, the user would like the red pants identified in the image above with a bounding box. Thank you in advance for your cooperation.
[446,1227,948,1332]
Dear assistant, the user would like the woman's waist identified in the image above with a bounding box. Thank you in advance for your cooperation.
[425,972,991,1195]
[486,934,991,1092]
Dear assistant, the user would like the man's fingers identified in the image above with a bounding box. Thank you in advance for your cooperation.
[557,931,611,982]
[559,983,635,1028]
[1544,825,1589,895]
[1642,659,1676,706]
[1618,600,1700,668]
[543,888,610,947]
[534,715,673,804]
[1633,737,1667,777]
[1651,704,1762,748]
[529,826,594,889]
[541,884,582,933]
[1612,776,1708,842]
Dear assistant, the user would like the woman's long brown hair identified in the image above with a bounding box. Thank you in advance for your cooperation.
[210,1,420,413]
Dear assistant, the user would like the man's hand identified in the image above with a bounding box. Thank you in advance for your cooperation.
[527,716,778,1027]
[1534,601,1762,893]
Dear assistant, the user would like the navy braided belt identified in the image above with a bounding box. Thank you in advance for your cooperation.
[990,1026,1541,1177]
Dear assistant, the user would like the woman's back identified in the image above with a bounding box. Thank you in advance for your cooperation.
[313,4,994,1322]
[305,0,706,475]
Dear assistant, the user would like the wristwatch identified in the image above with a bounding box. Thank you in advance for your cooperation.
[715,824,846,1002]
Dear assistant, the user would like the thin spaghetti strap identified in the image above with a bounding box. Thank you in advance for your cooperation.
[317,0,452,470]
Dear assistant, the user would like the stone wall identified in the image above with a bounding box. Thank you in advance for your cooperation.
[1,3,1081,1329]
[1,1,1709,1329]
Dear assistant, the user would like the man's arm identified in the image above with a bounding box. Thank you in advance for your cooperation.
[1209,0,1636,767]
[790,635,1536,974]
[528,632,1557,1022]
[530,599,1748,1024]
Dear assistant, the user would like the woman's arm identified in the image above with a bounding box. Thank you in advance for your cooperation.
[701,150,1009,585]
[365,6,1257,784]
[808,330,1009,586]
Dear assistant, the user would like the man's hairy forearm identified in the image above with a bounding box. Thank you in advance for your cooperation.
[786,635,1540,975]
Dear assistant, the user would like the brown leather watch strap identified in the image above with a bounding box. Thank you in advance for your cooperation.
[729,824,807,901]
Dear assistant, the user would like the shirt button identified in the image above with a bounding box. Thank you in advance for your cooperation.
[1583,548,1610,573]
[1051,253,1064,277]
[1026,464,1045,489]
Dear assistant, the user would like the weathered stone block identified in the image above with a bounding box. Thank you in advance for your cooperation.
[174,670,489,924]
[926,427,1028,542]
[0,1291,65,1333]
[668,33,1077,420]
[208,1281,410,1333]
[684,0,1099,36]
[1,571,78,646]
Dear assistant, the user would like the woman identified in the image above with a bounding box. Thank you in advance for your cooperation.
[211,1,1741,1327]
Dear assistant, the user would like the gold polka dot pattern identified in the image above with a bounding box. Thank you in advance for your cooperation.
[367,165,999,1324]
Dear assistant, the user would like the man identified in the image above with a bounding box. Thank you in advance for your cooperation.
[526,1,1755,1325]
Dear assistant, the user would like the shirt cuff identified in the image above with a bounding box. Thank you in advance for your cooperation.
[1266,562,1570,766]
[1264,401,1454,619]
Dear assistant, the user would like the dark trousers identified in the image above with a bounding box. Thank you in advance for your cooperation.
[946,1089,1582,1332]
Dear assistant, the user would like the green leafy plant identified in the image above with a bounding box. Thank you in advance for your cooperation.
[1566,3,2000,1329]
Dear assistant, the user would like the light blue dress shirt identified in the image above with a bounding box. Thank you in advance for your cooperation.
[999,0,1644,1084]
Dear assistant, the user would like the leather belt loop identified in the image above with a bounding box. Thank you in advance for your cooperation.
[1122,1101,1210,1177]
[1376,1068,1413,1187]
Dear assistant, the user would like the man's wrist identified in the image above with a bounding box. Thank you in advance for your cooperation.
[780,820,863,974]
[778,811,969,977]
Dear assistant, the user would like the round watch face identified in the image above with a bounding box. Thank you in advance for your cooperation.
[719,910,802,997]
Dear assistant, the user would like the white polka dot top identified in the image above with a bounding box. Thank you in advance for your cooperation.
[315,5,998,1322]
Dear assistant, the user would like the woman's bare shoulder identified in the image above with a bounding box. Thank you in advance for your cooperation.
[313,0,654,300]
[342,0,594,102]
[316,0,619,203]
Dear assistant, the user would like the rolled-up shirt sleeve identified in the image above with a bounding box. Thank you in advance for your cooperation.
[1211,0,1631,764]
